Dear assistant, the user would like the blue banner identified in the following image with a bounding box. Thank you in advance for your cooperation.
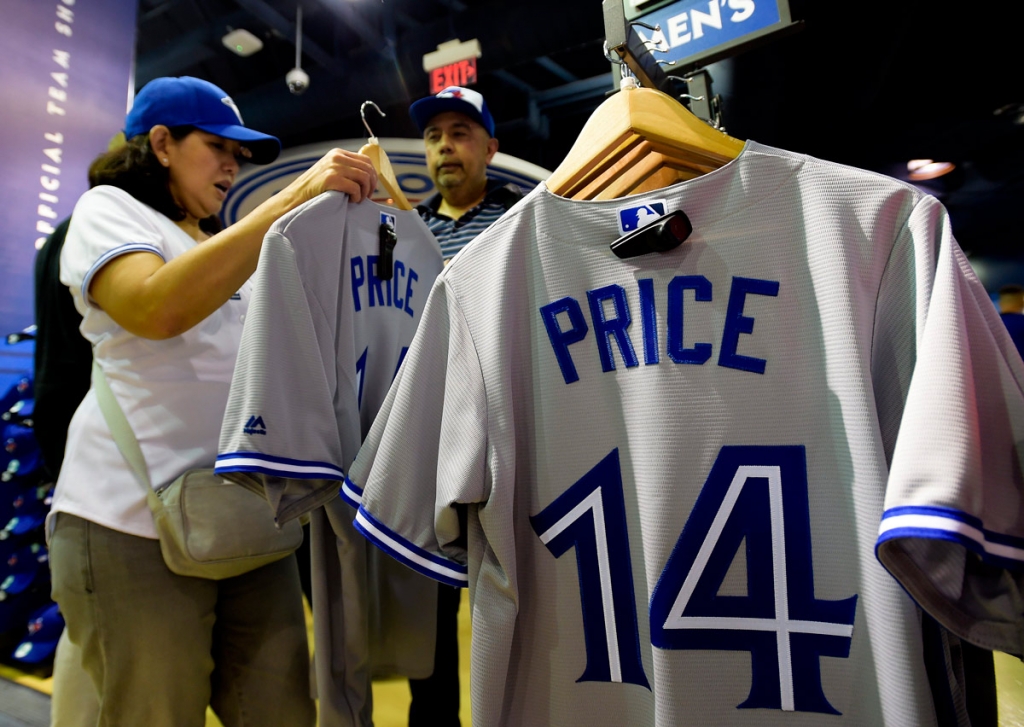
[0,0,137,360]
[635,0,783,66]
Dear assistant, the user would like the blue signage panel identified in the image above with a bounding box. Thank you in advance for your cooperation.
[634,0,786,66]
[0,0,137,356]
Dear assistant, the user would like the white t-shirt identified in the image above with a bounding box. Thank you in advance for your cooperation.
[347,142,1024,726]
[54,185,250,539]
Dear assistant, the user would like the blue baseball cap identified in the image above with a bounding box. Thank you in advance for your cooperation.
[11,602,64,664]
[125,76,281,164]
[2,423,41,477]
[409,86,495,137]
[0,543,48,597]
[0,372,32,415]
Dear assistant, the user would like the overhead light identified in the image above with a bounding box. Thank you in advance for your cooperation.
[222,28,263,57]
[907,159,955,181]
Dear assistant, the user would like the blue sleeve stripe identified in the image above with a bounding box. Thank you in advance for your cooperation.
[216,451,343,470]
[881,505,1024,549]
[878,508,1024,566]
[339,477,363,508]
[214,453,344,480]
[353,506,468,588]
[81,243,165,304]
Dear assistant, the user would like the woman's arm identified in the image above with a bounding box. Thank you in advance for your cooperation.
[89,149,377,339]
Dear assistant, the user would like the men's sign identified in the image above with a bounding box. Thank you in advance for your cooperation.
[222,138,551,226]
[632,0,796,72]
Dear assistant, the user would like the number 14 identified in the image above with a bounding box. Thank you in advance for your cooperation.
[529,446,857,714]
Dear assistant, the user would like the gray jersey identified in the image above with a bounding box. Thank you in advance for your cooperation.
[216,191,444,727]
[346,142,1024,726]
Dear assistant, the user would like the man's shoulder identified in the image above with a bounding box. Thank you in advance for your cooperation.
[484,179,524,211]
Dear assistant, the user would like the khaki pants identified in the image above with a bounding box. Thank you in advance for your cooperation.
[51,630,99,727]
[49,513,315,727]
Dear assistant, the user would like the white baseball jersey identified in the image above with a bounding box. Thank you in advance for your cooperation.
[346,141,1024,726]
[216,191,444,727]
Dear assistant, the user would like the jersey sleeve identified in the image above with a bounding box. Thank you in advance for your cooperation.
[216,223,347,525]
[347,277,488,588]
[59,186,168,308]
[874,195,1024,655]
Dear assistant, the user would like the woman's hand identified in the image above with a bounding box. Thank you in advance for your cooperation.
[281,148,379,208]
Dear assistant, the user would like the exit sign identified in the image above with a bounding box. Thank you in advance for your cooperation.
[429,58,478,94]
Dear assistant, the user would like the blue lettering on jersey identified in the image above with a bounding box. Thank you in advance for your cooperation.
[243,415,267,435]
[540,276,779,385]
[350,255,420,317]
[638,278,659,365]
[719,277,780,374]
[540,297,590,384]
[350,257,365,312]
[533,445,857,713]
[618,201,666,233]
[393,261,405,309]
[530,449,650,689]
[667,275,713,365]
[649,446,857,713]
[367,255,386,307]
[355,347,368,409]
[587,285,639,373]
[403,268,419,318]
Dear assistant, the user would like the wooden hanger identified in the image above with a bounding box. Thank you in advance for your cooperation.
[358,101,414,211]
[546,77,745,200]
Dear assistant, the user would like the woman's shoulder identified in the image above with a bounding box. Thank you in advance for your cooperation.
[75,185,150,214]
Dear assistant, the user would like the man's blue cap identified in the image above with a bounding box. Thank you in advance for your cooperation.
[409,86,495,138]
[11,602,64,664]
[124,77,281,164]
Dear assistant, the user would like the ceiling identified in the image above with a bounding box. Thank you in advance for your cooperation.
[135,0,1024,262]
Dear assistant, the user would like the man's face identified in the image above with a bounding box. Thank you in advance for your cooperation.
[423,111,498,194]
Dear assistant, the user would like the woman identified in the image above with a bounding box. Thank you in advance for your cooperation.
[47,76,377,726]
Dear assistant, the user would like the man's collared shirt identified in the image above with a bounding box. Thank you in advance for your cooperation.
[416,179,522,260]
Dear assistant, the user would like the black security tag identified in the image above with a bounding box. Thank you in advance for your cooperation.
[378,222,397,280]
[610,210,693,259]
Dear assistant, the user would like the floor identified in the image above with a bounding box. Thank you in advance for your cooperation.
[2,591,1024,726]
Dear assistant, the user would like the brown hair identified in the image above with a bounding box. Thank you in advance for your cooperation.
[88,126,222,234]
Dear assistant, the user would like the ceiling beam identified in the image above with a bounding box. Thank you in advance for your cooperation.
[233,0,343,74]
[315,0,391,61]
[535,56,577,83]
[492,69,535,96]
[535,74,614,110]
[136,11,251,82]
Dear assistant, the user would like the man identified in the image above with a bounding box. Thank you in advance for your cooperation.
[402,85,521,726]
[998,283,1024,359]
[411,86,522,261]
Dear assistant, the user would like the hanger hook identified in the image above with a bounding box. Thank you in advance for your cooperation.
[602,40,625,66]
[630,21,660,32]
[360,100,385,139]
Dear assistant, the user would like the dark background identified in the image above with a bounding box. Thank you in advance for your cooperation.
[134,0,1024,277]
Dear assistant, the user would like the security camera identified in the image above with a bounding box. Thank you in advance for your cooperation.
[286,67,309,95]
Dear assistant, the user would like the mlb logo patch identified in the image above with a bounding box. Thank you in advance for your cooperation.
[617,200,666,235]
[380,211,396,230]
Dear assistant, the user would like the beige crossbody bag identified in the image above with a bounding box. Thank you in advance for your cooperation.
[91,361,302,580]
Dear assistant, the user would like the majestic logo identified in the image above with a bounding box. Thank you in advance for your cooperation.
[618,200,666,234]
[243,415,266,436]
[221,96,244,124]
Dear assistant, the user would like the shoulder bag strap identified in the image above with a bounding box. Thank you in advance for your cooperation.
[90,360,164,513]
